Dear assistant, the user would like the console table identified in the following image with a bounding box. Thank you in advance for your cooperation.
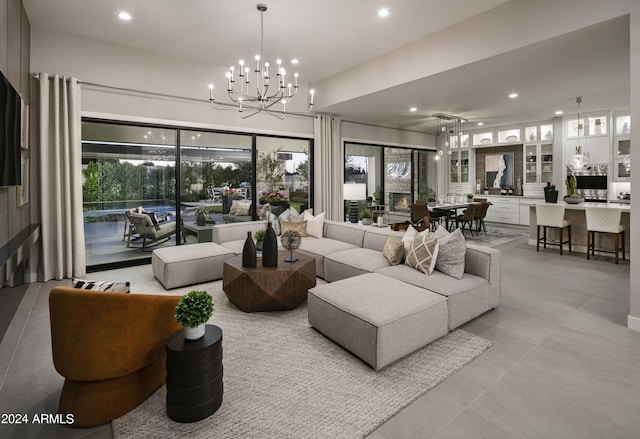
[166,325,223,423]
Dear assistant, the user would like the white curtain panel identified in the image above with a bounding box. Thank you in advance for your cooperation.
[37,74,86,280]
[313,114,343,221]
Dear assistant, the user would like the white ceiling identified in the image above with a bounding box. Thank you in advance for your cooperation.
[23,0,630,133]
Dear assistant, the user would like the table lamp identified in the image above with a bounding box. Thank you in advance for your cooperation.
[343,183,366,223]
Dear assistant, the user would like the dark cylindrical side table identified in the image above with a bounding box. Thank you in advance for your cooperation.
[166,324,223,423]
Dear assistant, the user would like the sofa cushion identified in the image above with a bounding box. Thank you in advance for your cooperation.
[308,273,448,370]
[382,235,404,265]
[297,237,358,279]
[433,226,466,279]
[405,234,439,275]
[323,221,365,247]
[375,264,490,330]
[324,248,392,282]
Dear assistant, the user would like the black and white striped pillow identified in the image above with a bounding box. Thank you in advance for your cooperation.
[72,278,130,293]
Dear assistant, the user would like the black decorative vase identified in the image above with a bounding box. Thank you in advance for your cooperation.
[242,231,257,268]
[262,222,278,268]
[547,189,559,203]
[196,211,207,226]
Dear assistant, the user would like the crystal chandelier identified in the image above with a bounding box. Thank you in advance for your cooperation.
[434,113,466,161]
[208,3,314,120]
[567,96,590,171]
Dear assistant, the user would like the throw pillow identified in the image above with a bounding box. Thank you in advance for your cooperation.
[229,199,240,215]
[72,278,130,293]
[401,225,430,258]
[235,201,251,216]
[278,207,299,222]
[382,235,404,265]
[405,234,439,275]
[280,220,308,236]
[303,211,325,238]
[433,226,466,279]
[267,212,281,235]
[258,203,272,220]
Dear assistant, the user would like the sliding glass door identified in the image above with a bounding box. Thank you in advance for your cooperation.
[82,121,313,270]
[82,121,177,267]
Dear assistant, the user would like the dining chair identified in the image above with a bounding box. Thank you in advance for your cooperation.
[410,203,431,232]
[585,207,625,264]
[535,204,571,255]
[474,202,491,234]
[455,203,480,237]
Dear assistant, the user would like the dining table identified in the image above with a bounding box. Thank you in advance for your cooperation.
[428,202,478,230]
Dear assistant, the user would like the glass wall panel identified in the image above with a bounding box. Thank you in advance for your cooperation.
[179,130,252,235]
[256,136,312,215]
[417,150,438,202]
[345,143,383,221]
[82,121,177,266]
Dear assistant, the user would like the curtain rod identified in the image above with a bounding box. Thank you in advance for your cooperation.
[34,74,430,134]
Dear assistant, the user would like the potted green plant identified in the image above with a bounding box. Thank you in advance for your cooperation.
[175,290,214,340]
[360,209,373,225]
[427,197,437,207]
[563,175,584,204]
[254,228,265,250]
[466,193,474,201]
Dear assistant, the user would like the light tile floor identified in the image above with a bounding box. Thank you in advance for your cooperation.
[0,234,636,438]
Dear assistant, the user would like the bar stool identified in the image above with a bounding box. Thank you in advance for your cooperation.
[585,208,625,264]
[536,204,571,255]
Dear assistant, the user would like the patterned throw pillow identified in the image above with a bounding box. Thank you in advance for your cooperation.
[267,212,281,235]
[280,220,308,236]
[382,235,404,265]
[401,225,430,259]
[433,226,466,279]
[405,234,439,275]
[235,201,251,216]
[72,278,130,293]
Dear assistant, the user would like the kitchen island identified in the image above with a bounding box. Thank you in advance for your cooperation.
[526,201,631,259]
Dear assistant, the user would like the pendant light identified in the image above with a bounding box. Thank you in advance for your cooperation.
[567,96,589,172]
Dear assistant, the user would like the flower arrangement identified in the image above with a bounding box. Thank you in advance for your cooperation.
[225,187,244,197]
[260,191,288,203]
[254,229,266,242]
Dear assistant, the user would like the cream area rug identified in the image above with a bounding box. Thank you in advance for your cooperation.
[113,280,492,439]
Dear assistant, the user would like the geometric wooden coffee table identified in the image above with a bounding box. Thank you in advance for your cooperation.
[222,250,316,312]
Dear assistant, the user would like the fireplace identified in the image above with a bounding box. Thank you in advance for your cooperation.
[390,193,412,212]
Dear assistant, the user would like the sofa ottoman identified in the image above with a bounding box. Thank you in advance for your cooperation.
[308,273,448,370]
[152,243,235,289]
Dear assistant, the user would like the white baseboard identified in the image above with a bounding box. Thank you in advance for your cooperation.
[627,315,640,332]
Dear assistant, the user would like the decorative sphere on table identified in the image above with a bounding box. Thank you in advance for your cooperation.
[281,230,301,262]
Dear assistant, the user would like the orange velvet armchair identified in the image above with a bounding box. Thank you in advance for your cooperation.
[49,286,182,427]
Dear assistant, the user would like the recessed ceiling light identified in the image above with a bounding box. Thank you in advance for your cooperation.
[118,11,132,21]
[409,107,417,112]
[555,110,564,115]
[477,122,484,126]
[291,59,299,64]
[509,92,519,99]
[378,8,390,17]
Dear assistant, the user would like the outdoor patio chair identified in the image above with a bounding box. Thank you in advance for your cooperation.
[128,212,177,251]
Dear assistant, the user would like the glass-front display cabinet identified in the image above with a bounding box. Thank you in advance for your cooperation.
[613,114,630,181]
[450,149,469,183]
[523,143,553,184]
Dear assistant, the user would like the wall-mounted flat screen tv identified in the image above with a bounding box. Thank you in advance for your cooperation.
[1,70,22,187]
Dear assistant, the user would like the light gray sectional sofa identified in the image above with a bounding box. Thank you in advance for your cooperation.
[151,218,500,369]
